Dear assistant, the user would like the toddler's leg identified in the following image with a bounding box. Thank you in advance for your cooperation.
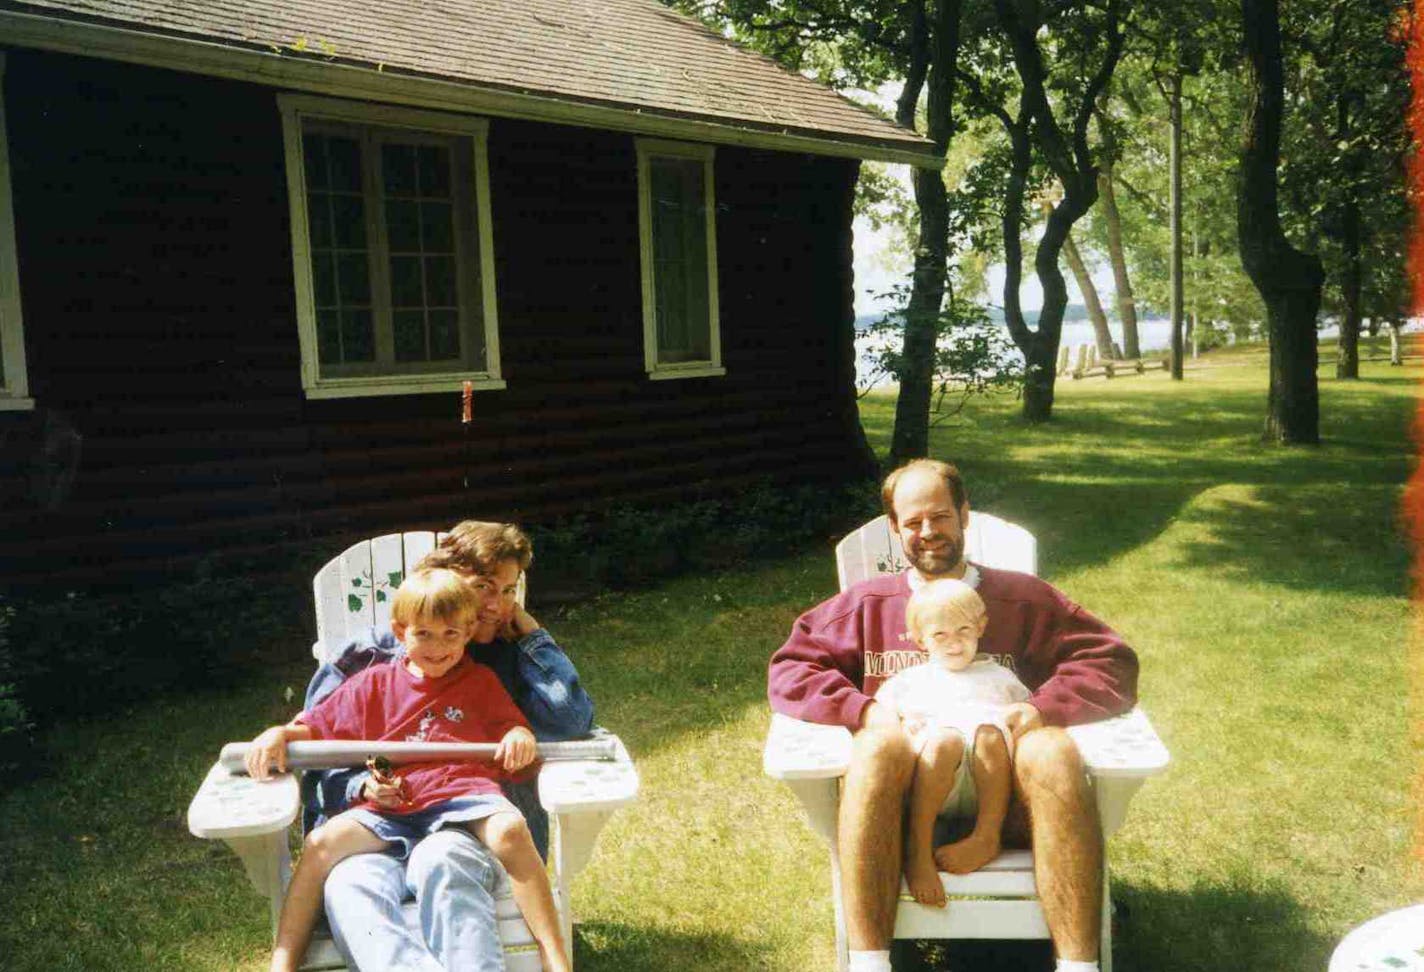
[470,811,571,972]
[934,724,1011,875]
[904,728,966,908]
[271,815,391,972]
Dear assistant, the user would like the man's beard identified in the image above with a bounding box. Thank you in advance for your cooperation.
[908,535,964,576]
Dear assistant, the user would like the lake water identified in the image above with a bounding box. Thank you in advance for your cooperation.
[856,317,1176,389]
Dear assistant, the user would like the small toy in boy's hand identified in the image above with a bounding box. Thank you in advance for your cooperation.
[365,755,409,803]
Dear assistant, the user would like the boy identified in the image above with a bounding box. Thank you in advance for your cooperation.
[246,567,571,972]
[875,578,1031,908]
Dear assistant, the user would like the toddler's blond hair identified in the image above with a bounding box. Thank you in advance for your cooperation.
[905,578,986,640]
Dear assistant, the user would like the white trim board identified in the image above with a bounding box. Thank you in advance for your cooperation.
[0,50,33,411]
[0,10,943,169]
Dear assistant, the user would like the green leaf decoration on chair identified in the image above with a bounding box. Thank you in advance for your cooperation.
[347,594,363,612]
[388,571,404,587]
[375,591,386,603]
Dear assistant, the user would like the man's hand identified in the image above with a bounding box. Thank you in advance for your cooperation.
[501,606,540,641]
[495,726,537,772]
[1002,701,1044,743]
[245,725,290,780]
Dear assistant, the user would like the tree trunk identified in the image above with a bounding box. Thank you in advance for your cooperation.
[888,0,961,465]
[889,166,949,464]
[1169,71,1185,380]
[1061,227,1116,359]
[1335,195,1362,379]
[1099,164,1141,358]
[1238,0,1323,444]
[1389,319,1402,365]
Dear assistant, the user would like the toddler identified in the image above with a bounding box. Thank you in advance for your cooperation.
[246,567,570,972]
[875,578,1030,907]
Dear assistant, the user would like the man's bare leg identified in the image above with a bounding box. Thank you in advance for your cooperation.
[839,719,918,956]
[934,724,1011,875]
[904,729,965,907]
[1013,727,1103,964]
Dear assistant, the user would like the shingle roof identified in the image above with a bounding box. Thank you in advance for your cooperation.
[0,0,938,163]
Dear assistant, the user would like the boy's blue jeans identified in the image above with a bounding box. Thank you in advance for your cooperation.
[323,827,507,972]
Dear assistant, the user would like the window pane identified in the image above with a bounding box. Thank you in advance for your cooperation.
[418,146,450,195]
[425,256,456,307]
[307,195,333,250]
[382,143,418,195]
[390,255,423,307]
[393,310,426,362]
[327,136,362,191]
[650,156,710,363]
[337,253,371,304]
[312,253,336,306]
[332,194,366,248]
[429,310,460,360]
[342,309,375,362]
[386,199,420,252]
[421,202,454,250]
[303,134,329,191]
[316,309,341,363]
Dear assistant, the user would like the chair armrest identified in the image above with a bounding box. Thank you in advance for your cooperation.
[538,733,639,815]
[763,712,852,781]
[187,760,301,839]
[1066,708,1170,779]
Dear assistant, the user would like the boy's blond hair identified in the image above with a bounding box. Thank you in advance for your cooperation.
[390,567,478,626]
[906,578,986,638]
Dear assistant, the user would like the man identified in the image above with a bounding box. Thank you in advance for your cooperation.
[303,521,594,971]
[768,460,1138,972]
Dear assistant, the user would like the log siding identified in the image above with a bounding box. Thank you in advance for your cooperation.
[0,50,872,585]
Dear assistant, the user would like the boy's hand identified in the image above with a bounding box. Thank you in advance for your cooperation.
[495,726,537,772]
[245,725,290,780]
[501,606,541,641]
[361,777,407,809]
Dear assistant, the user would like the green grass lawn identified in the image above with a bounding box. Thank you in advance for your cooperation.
[3,344,1421,971]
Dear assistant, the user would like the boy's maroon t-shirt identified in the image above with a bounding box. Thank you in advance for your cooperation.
[297,656,530,814]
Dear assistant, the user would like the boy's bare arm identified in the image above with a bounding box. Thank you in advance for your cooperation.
[245,722,315,779]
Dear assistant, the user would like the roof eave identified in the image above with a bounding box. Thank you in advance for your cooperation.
[0,9,944,168]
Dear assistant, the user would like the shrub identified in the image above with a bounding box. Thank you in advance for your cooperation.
[0,601,33,774]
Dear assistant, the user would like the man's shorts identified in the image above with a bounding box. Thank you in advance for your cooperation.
[344,793,519,861]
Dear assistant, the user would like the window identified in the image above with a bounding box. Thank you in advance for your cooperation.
[279,95,501,398]
[0,53,32,412]
[636,140,723,380]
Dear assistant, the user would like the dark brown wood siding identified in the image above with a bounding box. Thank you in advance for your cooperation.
[0,49,872,585]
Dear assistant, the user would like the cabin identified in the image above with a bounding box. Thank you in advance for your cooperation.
[0,0,938,585]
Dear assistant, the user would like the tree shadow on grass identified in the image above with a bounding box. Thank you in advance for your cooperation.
[575,921,775,972]
[894,877,1331,972]
[1168,481,1409,597]
[1112,877,1336,972]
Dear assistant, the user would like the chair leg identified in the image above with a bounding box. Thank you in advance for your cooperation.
[1100,862,1112,972]
[830,847,849,972]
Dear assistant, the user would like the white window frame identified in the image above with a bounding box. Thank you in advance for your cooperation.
[0,53,33,412]
[278,94,503,399]
[635,139,724,380]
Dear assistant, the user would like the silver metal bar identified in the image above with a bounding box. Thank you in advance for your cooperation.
[220,737,618,775]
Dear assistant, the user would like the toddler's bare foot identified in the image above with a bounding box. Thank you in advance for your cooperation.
[933,829,1001,875]
[904,850,946,907]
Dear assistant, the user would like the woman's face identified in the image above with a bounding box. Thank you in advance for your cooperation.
[458,559,522,643]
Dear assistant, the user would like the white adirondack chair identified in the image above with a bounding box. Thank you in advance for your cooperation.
[188,531,638,972]
[762,512,1169,972]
